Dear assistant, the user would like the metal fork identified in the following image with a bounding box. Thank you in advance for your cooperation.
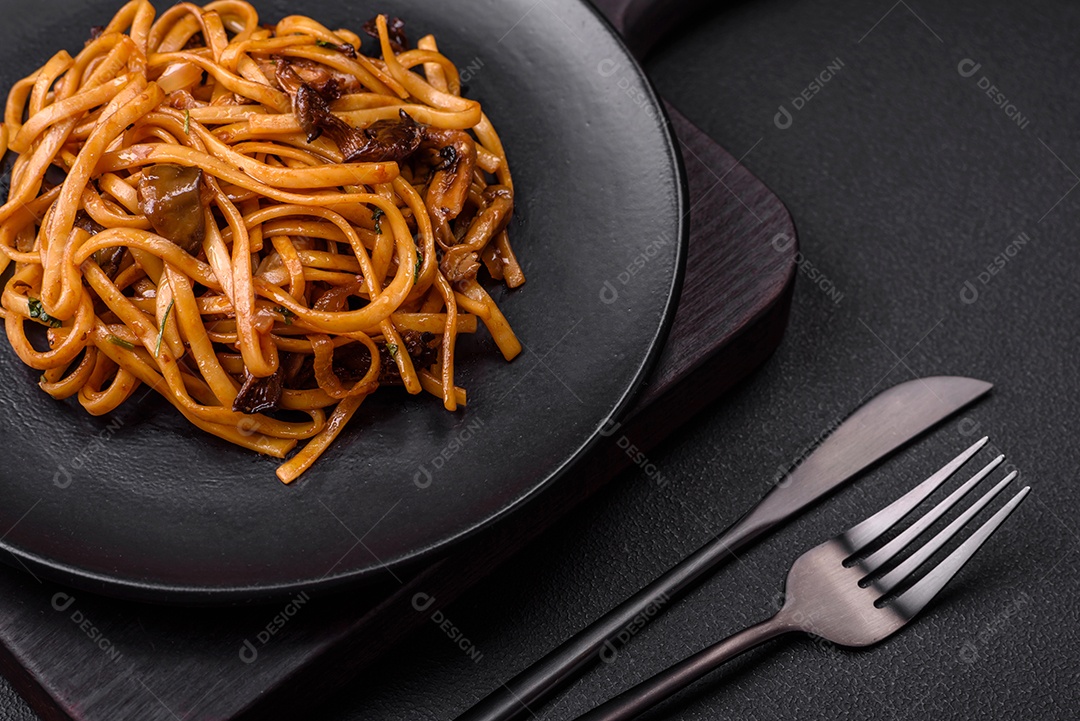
[572,438,1029,721]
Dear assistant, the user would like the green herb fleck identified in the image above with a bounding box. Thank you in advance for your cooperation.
[414,254,423,283]
[316,40,337,49]
[107,335,135,350]
[371,207,385,234]
[277,306,296,325]
[184,109,191,135]
[155,299,175,357]
[387,342,398,359]
[27,298,61,328]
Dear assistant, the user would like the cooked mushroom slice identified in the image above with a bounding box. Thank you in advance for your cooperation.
[233,368,284,414]
[345,110,425,163]
[278,60,350,144]
[423,128,477,247]
[277,60,424,164]
[362,15,408,54]
[329,332,438,387]
[74,210,125,279]
[137,164,206,255]
[297,88,421,163]
[74,210,105,236]
[378,331,439,386]
[274,56,361,100]
[441,185,514,282]
[292,83,333,142]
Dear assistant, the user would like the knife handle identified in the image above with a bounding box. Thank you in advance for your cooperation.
[453,514,767,721]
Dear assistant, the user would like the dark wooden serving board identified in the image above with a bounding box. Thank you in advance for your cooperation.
[0,2,798,719]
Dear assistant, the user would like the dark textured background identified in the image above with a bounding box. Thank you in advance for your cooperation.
[3,0,1079,717]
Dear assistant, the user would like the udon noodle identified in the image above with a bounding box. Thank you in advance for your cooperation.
[0,1,523,483]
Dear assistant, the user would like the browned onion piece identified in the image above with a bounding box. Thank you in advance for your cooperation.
[313,277,365,312]
[441,250,480,284]
[137,164,207,255]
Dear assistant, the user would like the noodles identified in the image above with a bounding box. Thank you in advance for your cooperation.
[0,2,524,484]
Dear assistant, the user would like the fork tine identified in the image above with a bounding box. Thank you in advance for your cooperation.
[873,471,1017,593]
[892,486,1030,618]
[841,437,989,552]
[859,456,1005,573]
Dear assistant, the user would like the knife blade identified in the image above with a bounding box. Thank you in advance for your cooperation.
[457,376,992,721]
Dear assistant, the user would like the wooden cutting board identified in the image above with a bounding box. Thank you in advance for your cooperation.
[0,3,798,718]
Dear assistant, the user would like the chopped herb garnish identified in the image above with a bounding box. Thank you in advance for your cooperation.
[277,306,296,325]
[155,299,175,356]
[27,298,61,328]
[387,342,398,358]
[314,39,356,56]
[107,335,135,350]
[184,109,191,135]
[371,207,384,234]
[414,254,423,283]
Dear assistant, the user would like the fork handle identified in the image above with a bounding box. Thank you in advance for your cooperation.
[455,512,773,721]
[572,615,793,721]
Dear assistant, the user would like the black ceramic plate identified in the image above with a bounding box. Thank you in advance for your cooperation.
[0,0,686,603]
